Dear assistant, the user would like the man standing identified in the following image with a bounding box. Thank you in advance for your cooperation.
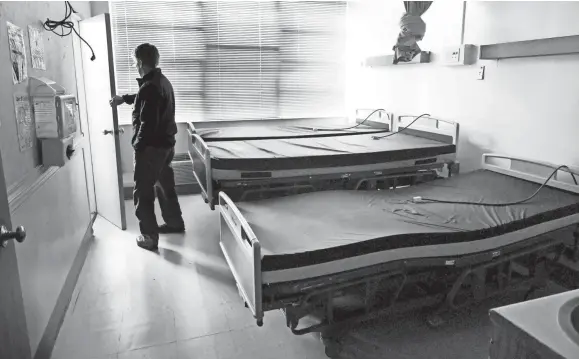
[110,43,185,251]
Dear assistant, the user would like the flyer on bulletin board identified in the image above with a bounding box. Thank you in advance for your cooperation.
[14,94,34,152]
[7,22,28,84]
[28,25,46,70]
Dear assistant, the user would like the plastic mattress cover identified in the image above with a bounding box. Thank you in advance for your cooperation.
[194,118,387,140]
[234,170,579,271]
[206,132,454,170]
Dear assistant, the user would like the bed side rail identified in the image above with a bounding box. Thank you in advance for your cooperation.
[482,153,579,194]
[188,132,214,209]
[218,192,264,326]
[355,109,393,130]
[187,121,197,134]
[397,114,460,147]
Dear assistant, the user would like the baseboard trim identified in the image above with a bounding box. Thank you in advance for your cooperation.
[123,182,201,200]
[33,213,96,359]
[8,166,60,214]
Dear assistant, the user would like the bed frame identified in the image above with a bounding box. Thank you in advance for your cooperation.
[218,153,579,358]
[190,113,460,210]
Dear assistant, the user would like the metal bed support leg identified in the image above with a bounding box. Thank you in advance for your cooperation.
[568,225,579,263]
[445,268,472,310]
[365,279,379,313]
[471,268,487,301]
[496,262,512,291]
[425,268,471,328]
[525,253,550,301]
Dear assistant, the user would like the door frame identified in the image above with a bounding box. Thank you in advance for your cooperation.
[71,12,97,217]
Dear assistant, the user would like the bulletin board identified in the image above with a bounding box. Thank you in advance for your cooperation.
[0,2,88,188]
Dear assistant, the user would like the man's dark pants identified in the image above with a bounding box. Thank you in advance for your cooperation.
[133,146,184,238]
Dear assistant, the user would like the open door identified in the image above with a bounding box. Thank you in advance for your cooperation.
[0,150,31,358]
[78,13,127,230]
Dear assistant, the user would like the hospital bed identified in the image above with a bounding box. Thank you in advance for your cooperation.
[217,154,579,357]
[188,113,460,209]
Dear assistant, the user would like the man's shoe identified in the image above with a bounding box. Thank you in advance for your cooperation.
[158,224,185,234]
[136,234,159,251]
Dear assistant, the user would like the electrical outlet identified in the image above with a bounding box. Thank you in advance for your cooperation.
[477,66,485,80]
[451,50,460,63]
[443,44,477,66]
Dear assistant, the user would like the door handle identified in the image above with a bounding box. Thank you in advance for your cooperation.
[1,225,26,248]
[103,128,124,135]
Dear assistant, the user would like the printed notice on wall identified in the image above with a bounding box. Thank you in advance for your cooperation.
[7,22,28,84]
[14,94,34,152]
[28,26,46,70]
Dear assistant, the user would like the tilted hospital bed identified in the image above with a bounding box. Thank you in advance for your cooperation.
[217,154,579,357]
[189,113,460,209]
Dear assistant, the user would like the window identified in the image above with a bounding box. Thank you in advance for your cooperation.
[110,0,348,124]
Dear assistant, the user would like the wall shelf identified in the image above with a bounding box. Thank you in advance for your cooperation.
[479,35,579,60]
[363,51,431,67]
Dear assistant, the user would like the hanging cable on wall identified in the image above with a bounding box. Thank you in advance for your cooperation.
[43,1,96,61]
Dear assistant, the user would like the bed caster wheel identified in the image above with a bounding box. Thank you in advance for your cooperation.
[426,313,445,328]
[244,302,248,308]
[204,198,208,203]
[257,319,263,327]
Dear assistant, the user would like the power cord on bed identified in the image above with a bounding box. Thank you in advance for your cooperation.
[371,113,431,140]
[307,108,390,132]
[43,1,96,61]
[412,165,578,207]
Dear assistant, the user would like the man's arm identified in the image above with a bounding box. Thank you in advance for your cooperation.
[133,84,160,152]
[122,94,137,105]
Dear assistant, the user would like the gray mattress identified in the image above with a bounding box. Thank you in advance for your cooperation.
[235,170,579,272]
[208,132,455,170]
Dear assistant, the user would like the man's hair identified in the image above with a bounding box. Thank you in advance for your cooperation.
[134,43,160,68]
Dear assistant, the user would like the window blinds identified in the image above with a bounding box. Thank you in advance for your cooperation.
[110,1,347,124]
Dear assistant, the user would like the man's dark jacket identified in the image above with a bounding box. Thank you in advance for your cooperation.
[122,68,177,151]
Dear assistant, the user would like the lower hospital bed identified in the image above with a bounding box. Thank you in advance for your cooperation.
[217,154,579,357]
[189,114,460,209]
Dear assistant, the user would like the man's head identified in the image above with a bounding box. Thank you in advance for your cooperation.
[132,43,159,77]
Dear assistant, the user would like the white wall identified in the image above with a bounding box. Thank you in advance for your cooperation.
[0,1,93,354]
[347,1,579,172]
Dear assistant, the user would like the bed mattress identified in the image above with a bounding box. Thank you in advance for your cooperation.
[234,170,579,283]
[193,118,388,141]
[208,132,455,171]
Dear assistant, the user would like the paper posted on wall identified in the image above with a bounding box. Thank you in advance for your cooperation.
[7,22,28,84]
[14,94,34,152]
[28,26,46,70]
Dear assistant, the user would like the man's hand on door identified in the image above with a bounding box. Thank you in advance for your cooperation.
[110,95,124,107]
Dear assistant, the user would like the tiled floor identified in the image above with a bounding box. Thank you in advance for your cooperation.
[51,194,566,359]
